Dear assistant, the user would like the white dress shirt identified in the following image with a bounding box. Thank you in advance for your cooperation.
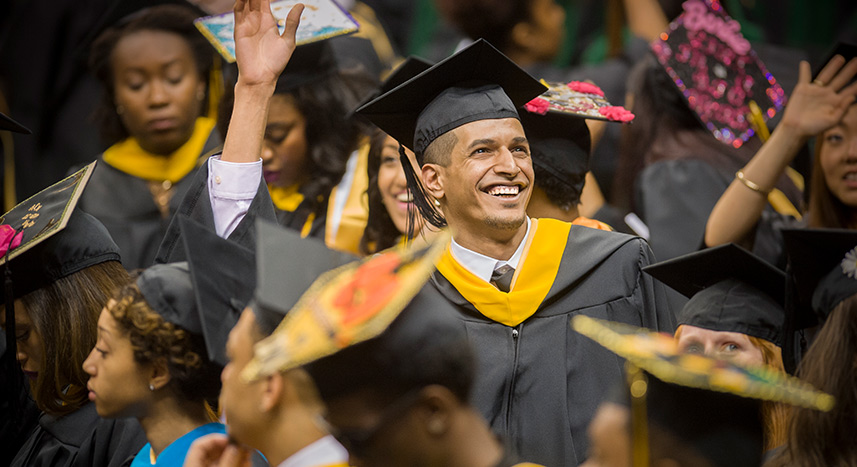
[277,435,348,467]
[449,217,531,282]
[207,155,262,238]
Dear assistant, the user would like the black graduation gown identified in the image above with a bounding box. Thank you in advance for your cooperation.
[274,199,327,241]
[77,132,221,270]
[154,154,277,264]
[10,402,145,467]
[430,220,675,466]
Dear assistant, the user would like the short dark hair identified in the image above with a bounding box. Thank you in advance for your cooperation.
[422,129,458,167]
[533,163,583,210]
[89,4,213,146]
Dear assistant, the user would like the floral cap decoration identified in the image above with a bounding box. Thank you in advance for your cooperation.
[241,230,451,382]
[651,0,786,148]
[572,315,834,411]
[524,80,635,123]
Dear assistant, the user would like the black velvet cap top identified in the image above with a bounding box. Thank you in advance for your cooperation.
[136,262,199,333]
[644,244,786,344]
[782,228,857,324]
[355,39,546,159]
[252,219,356,336]
[0,111,30,134]
[813,42,857,78]
[0,162,120,302]
[181,216,255,366]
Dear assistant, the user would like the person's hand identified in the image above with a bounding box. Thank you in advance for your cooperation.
[233,0,304,88]
[779,55,857,138]
[183,433,252,467]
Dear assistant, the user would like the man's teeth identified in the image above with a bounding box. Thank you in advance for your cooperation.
[488,186,520,196]
[396,192,413,202]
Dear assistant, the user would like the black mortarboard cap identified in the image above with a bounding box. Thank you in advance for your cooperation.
[782,228,857,324]
[0,112,31,134]
[355,39,547,158]
[136,263,199,334]
[0,162,119,302]
[305,287,467,402]
[181,216,256,366]
[650,0,786,148]
[253,219,355,336]
[275,39,337,92]
[644,244,786,344]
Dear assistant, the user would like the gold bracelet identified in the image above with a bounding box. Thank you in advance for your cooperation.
[735,170,771,195]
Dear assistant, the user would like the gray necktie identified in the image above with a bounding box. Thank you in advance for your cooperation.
[491,264,515,293]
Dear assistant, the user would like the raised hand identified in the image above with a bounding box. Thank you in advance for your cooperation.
[780,55,857,138]
[233,0,304,88]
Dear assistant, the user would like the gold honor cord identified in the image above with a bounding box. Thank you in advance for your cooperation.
[628,363,650,467]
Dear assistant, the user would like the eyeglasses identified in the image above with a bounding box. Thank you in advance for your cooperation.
[328,389,424,460]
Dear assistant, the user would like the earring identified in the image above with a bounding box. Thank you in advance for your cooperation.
[427,417,445,435]
[149,383,155,392]
[433,198,441,208]
[116,104,125,115]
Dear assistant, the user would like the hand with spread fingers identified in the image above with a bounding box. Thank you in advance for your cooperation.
[183,433,253,467]
[780,55,857,138]
[233,0,305,88]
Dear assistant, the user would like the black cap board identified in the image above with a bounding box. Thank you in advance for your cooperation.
[355,39,546,158]
[181,215,256,367]
[253,219,356,335]
[813,42,857,78]
[643,243,786,344]
[0,161,118,301]
[0,112,31,134]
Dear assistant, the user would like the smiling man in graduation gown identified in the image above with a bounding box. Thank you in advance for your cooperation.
[356,40,675,466]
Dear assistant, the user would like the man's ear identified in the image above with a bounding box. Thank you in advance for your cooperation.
[413,385,458,438]
[422,164,444,200]
[259,372,285,413]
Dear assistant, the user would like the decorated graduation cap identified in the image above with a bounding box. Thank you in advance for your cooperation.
[181,216,256,366]
[251,219,356,336]
[241,230,451,383]
[651,0,786,148]
[0,111,31,134]
[520,80,634,199]
[643,243,786,345]
[0,162,118,420]
[355,39,546,229]
[572,315,833,467]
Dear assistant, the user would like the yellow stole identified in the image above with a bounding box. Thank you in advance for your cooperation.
[269,183,316,238]
[325,141,370,255]
[102,117,215,183]
[436,218,570,327]
[767,166,804,220]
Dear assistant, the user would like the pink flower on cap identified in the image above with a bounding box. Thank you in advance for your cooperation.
[524,97,550,115]
[598,106,635,123]
[0,224,23,257]
[567,81,605,97]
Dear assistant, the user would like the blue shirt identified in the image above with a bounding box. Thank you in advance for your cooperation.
[131,422,225,466]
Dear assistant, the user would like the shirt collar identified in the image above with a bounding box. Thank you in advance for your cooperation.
[449,217,531,283]
[278,435,349,467]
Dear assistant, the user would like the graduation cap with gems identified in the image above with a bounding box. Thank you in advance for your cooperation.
[241,230,451,382]
[520,79,634,200]
[650,0,787,148]
[572,315,834,467]
[643,243,786,345]
[355,39,546,230]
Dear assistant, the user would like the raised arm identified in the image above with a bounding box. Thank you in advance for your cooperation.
[221,0,304,163]
[705,55,857,247]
